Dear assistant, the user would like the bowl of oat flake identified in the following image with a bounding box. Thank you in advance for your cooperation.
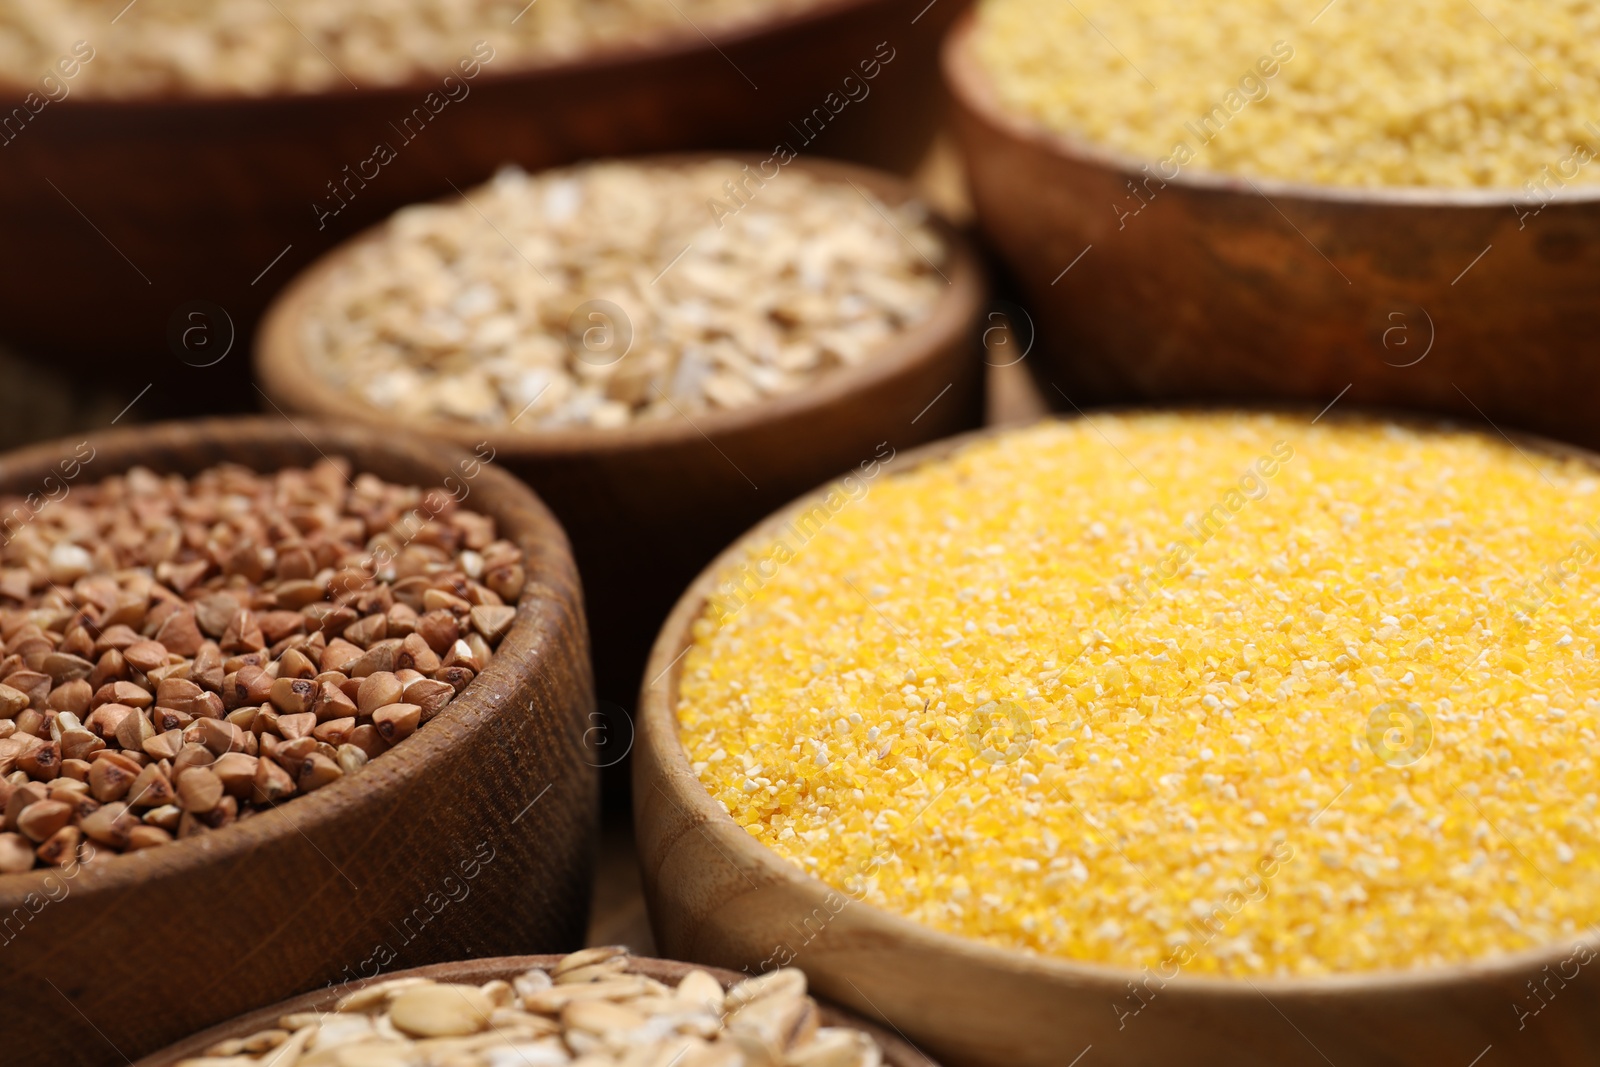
[638,408,1600,1066]
[257,153,985,705]
[944,0,1600,450]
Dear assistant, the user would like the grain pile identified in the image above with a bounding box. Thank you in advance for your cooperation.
[0,0,820,97]
[177,947,885,1067]
[0,458,524,872]
[972,0,1600,188]
[302,162,946,430]
[678,412,1600,975]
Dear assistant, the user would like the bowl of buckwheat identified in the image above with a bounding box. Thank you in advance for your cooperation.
[256,153,986,707]
[0,416,597,1067]
[0,0,963,380]
[136,949,937,1067]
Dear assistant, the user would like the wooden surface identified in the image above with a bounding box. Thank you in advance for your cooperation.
[0,418,599,1067]
[943,12,1600,453]
[632,417,1600,1067]
[257,153,989,710]
[135,954,938,1067]
[0,0,966,408]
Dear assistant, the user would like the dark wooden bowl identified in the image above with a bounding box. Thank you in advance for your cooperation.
[255,152,986,710]
[0,0,967,409]
[0,418,598,1067]
[635,413,1600,1067]
[133,954,939,1066]
[942,12,1600,450]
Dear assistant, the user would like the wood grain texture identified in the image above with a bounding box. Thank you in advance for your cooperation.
[942,13,1600,452]
[133,953,939,1067]
[0,0,966,402]
[256,152,987,707]
[634,413,1600,1067]
[0,417,599,1067]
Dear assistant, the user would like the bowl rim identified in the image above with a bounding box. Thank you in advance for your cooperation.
[253,151,986,459]
[130,952,938,1067]
[0,415,578,903]
[0,0,888,110]
[941,9,1600,210]
[639,403,1600,999]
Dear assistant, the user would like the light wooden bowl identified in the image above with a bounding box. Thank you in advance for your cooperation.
[0,418,598,1067]
[634,415,1600,1067]
[0,0,966,407]
[255,152,987,709]
[942,12,1600,450]
[132,954,939,1066]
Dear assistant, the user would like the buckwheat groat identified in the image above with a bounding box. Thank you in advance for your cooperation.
[0,458,524,872]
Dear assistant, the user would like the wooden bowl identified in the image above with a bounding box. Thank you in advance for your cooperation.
[133,954,939,1066]
[255,152,986,710]
[634,416,1600,1067]
[942,12,1600,450]
[0,417,598,1067]
[0,0,967,407]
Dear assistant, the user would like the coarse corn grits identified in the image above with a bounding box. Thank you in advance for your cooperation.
[677,412,1600,976]
[971,0,1600,189]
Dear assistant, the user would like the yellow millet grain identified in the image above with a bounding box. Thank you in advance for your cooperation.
[677,412,1600,976]
[971,0,1600,189]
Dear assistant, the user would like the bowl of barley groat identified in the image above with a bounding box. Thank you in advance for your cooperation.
[0,0,964,399]
[0,416,597,1067]
[134,948,938,1066]
[637,408,1600,1066]
[943,1,1600,451]
[256,152,985,713]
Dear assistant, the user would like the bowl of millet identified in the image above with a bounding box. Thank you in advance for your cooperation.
[637,408,1600,1066]
[0,417,596,1067]
[0,0,964,390]
[943,0,1600,452]
[256,153,986,707]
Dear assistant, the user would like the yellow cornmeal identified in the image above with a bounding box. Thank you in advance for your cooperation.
[971,0,1600,189]
[677,413,1600,976]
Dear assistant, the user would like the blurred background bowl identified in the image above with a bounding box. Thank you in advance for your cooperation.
[942,12,1600,450]
[133,953,940,1066]
[634,418,1600,1067]
[0,0,966,417]
[0,417,597,1067]
[255,152,986,717]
